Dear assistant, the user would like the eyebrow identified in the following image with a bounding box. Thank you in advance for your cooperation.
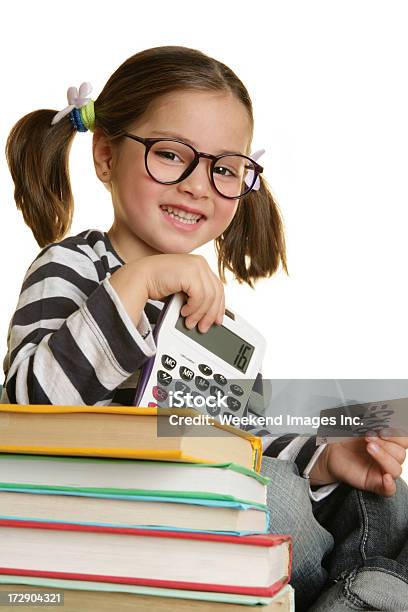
[148,130,244,156]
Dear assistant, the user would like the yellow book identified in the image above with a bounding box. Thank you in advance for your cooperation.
[0,405,262,472]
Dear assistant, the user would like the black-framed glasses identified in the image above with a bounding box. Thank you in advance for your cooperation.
[122,133,263,199]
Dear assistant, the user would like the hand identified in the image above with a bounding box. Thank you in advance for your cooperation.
[110,254,225,333]
[309,429,408,496]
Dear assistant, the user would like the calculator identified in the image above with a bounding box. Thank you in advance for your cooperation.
[134,293,266,419]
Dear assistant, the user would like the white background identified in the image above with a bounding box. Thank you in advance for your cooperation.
[1,1,408,475]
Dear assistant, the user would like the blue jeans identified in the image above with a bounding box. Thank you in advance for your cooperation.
[261,457,408,611]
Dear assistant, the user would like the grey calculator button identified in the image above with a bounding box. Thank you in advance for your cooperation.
[210,385,225,398]
[230,384,244,396]
[180,366,194,381]
[157,370,172,386]
[198,364,213,376]
[206,402,221,417]
[162,355,177,370]
[214,373,227,386]
[226,396,241,412]
[175,381,191,395]
[195,376,210,391]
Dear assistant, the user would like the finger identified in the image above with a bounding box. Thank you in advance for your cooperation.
[181,281,211,328]
[366,441,403,479]
[197,276,224,333]
[185,264,220,331]
[216,289,225,325]
[379,428,408,448]
[185,286,216,330]
[365,436,406,464]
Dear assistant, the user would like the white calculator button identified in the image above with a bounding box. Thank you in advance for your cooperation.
[230,384,244,397]
[198,364,213,376]
[161,355,177,370]
[179,366,194,381]
[214,373,227,386]
[157,370,172,386]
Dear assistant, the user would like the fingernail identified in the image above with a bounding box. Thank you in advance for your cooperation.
[366,430,378,438]
[368,443,378,453]
[380,429,392,437]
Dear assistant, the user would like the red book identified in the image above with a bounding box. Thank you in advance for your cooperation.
[0,519,291,597]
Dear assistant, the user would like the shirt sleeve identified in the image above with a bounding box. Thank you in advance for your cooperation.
[2,243,156,405]
[245,375,339,501]
[263,435,339,500]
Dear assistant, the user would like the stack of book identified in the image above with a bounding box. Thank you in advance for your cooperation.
[0,405,294,610]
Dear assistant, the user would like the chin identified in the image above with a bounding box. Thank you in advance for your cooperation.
[155,239,203,255]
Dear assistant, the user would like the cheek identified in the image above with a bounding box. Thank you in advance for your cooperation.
[216,200,239,227]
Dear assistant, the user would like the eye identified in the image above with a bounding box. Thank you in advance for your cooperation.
[213,166,237,178]
[154,150,184,163]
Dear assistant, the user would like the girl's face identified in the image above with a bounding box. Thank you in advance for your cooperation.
[96,90,252,262]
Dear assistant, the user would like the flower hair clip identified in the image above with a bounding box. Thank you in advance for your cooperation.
[51,82,95,132]
[244,148,265,191]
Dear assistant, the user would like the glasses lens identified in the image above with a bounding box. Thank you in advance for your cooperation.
[147,140,195,183]
[213,155,256,198]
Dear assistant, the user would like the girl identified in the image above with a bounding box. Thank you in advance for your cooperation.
[2,46,408,611]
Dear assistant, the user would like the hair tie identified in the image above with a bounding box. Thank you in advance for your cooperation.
[51,82,95,132]
[244,149,265,190]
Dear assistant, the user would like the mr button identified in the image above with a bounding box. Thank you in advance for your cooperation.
[180,366,194,382]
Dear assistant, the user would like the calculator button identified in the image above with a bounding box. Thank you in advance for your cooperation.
[214,373,227,386]
[195,376,210,392]
[161,355,177,370]
[206,402,221,417]
[153,386,168,402]
[179,366,194,382]
[230,384,244,396]
[227,396,241,412]
[157,370,172,386]
[210,385,225,398]
[175,381,191,395]
[198,364,213,376]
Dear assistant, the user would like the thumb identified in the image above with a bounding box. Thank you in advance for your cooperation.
[376,473,396,497]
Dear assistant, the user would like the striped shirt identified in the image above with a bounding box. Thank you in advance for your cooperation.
[1,229,334,498]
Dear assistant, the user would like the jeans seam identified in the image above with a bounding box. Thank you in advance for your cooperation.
[358,490,369,562]
[342,568,371,609]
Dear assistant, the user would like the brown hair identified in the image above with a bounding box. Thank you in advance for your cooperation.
[5,45,287,286]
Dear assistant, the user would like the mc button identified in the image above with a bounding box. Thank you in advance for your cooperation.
[161,355,177,370]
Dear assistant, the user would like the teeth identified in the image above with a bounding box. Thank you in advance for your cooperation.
[161,205,202,224]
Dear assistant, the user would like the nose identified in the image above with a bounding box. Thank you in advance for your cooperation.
[177,157,212,199]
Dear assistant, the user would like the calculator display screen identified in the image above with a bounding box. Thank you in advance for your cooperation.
[175,316,255,373]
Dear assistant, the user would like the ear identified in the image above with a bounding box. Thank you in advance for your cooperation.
[92,128,113,184]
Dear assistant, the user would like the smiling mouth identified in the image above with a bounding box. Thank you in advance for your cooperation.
[160,205,204,225]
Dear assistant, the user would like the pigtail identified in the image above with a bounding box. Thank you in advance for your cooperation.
[215,176,288,288]
[5,109,76,247]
